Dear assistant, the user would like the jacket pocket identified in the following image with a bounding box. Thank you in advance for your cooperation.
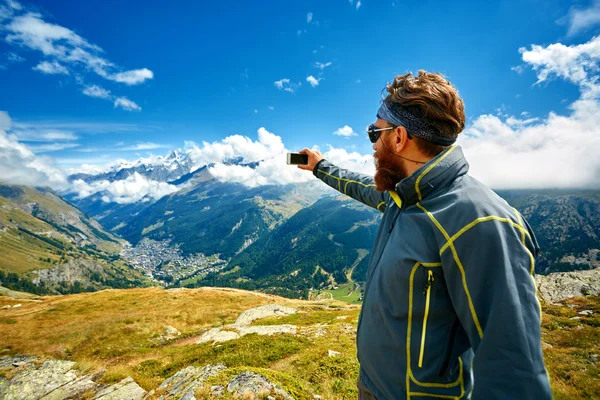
[418,270,434,368]
[438,318,460,377]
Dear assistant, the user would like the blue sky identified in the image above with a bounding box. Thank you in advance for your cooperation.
[1,0,600,192]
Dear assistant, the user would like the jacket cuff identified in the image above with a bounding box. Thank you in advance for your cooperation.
[313,159,327,177]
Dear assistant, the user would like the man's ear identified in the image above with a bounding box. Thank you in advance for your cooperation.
[393,126,408,152]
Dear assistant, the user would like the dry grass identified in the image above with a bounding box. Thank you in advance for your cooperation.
[0,287,597,399]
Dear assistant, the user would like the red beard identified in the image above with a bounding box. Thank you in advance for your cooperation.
[374,147,409,192]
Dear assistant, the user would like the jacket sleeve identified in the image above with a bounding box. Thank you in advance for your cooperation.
[313,159,388,212]
[439,213,551,399]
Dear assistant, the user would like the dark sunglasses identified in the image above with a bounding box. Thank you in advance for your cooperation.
[367,124,394,143]
[367,124,413,143]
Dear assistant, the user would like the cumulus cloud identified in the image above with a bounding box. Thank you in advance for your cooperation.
[0,111,68,188]
[114,97,141,111]
[306,75,320,87]
[109,68,154,85]
[562,0,600,37]
[460,36,600,189]
[33,60,69,75]
[71,172,177,204]
[307,12,313,23]
[333,125,357,137]
[83,84,111,99]
[274,78,301,93]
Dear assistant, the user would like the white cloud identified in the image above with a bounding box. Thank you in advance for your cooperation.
[15,129,78,141]
[333,125,357,137]
[6,52,24,62]
[83,84,111,99]
[33,60,69,75]
[3,9,151,104]
[121,142,168,151]
[307,12,313,23]
[114,97,141,111]
[71,172,177,204]
[274,78,300,93]
[0,111,68,188]
[306,75,320,87]
[563,0,600,37]
[356,1,361,9]
[314,61,332,70]
[459,36,600,189]
[109,68,153,85]
[268,106,275,110]
[28,142,80,153]
[6,0,21,10]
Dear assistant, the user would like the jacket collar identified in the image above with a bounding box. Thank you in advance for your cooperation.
[389,145,469,207]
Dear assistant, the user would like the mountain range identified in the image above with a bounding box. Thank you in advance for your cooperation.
[1,148,599,298]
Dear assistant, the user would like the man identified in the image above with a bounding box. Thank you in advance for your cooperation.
[297,71,552,399]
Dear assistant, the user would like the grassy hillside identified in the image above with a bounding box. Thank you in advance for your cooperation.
[0,288,597,399]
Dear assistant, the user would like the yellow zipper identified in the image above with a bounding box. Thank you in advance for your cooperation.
[419,270,434,368]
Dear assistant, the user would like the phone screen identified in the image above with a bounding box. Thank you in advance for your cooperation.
[287,153,309,165]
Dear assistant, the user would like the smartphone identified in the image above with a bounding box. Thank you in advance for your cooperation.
[286,152,309,165]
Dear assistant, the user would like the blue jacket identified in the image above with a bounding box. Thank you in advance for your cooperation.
[313,146,552,399]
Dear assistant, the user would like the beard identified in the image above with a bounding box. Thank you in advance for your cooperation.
[374,147,409,192]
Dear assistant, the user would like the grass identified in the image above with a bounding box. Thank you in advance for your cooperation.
[0,287,598,399]
[321,282,362,304]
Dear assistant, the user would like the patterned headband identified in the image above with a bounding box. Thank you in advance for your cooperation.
[377,101,457,146]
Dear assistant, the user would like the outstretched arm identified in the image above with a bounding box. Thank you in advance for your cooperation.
[298,148,388,212]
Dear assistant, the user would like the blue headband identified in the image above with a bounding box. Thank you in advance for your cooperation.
[377,101,457,146]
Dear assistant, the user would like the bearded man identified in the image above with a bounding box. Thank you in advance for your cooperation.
[298,71,552,399]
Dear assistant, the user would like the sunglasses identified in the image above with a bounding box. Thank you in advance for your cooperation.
[367,124,395,143]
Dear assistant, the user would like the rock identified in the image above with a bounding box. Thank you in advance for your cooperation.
[93,376,146,400]
[211,385,224,396]
[590,355,599,363]
[336,316,348,320]
[162,325,181,341]
[0,359,98,400]
[12,304,21,308]
[156,364,227,399]
[579,310,593,316]
[569,316,582,320]
[328,350,341,357]
[195,328,240,344]
[2,305,11,309]
[313,395,324,399]
[227,371,293,400]
[0,356,38,370]
[542,342,553,350]
[536,268,600,303]
[236,325,297,337]
[233,304,297,326]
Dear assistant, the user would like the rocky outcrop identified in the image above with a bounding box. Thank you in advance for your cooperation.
[537,268,600,303]
[226,371,293,400]
[155,364,226,399]
[93,377,146,400]
[195,304,298,345]
[233,304,297,326]
[0,358,99,400]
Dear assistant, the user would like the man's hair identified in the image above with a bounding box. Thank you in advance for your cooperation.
[385,70,465,157]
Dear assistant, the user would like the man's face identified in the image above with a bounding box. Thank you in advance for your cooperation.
[372,119,409,192]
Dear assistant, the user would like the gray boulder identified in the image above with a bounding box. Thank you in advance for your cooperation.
[227,371,293,400]
[0,359,98,400]
[93,376,146,399]
[536,268,600,303]
[233,304,297,326]
[156,364,227,399]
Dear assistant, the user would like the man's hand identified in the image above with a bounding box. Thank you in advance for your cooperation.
[297,148,324,171]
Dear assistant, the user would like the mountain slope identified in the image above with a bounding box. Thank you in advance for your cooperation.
[194,196,381,298]
[0,184,149,294]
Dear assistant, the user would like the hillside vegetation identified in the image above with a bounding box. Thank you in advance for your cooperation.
[0,288,598,399]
